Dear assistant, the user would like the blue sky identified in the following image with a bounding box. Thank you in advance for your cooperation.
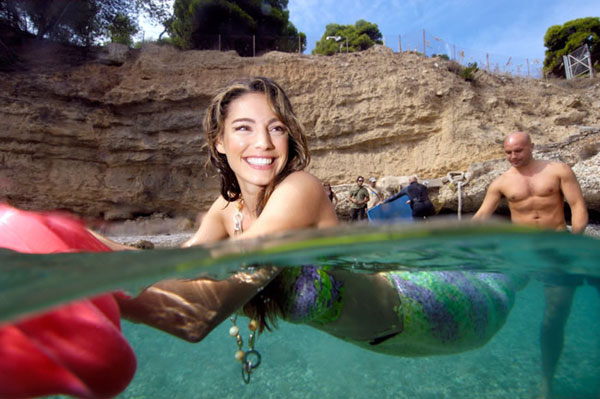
[288,0,599,61]
[140,1,599,63]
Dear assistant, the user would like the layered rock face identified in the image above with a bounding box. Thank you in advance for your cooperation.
[1,41,599,221]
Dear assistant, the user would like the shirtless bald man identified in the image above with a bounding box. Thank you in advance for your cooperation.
[473,131,595,398]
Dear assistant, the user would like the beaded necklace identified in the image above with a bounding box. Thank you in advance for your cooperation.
[229,197,261,383]
[233,199,244,235]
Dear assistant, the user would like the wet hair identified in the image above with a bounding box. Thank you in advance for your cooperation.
[205,77,310,215]
[242,272,286,332]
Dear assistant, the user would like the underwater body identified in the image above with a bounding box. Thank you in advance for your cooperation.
[122,282,599,399]
[1,220,599,398]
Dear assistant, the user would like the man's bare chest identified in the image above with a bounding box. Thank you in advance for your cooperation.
[502,173,561,202]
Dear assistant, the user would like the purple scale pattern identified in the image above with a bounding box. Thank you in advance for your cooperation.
[285,266,342,323]
[436,271,489,338]
[391,274,459,342]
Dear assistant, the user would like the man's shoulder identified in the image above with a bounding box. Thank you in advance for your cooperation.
[497,159,569,183]
[526,159,571,178]
[531,158,570,169]
[488,169,515,191]
[545,160,573,172]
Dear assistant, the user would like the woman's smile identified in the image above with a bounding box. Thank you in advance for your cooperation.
[216,92,289,190]
[245,156,274,167]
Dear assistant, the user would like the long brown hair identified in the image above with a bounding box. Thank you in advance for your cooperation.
[242,272,286,332]
[205,77,310,214]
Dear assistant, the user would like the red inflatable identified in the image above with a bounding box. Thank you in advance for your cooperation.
[0,204,137,399]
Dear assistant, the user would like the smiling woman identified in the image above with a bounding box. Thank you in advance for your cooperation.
[115,76,338,341]
[184,76,336,244]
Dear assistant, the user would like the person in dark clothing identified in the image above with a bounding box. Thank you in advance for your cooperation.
[323,182,338,207]
[384,176,435,219]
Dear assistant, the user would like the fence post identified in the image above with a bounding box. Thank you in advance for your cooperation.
[526,58,530,78]
[585,44,594,78]
[563,55,572,80]
[486,53,490,71]
[398,35,402,53]
[422,29,426,56]
[253,35,255,57]
[298,36,301,53]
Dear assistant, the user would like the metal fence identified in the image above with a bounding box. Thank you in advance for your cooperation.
[380,29,543,79]
[140,30,544,79]
[564,44,594,80]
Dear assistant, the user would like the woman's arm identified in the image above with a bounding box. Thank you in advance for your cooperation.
[118,174,337,342]
[115,267,280,342]
[117,201,270,341]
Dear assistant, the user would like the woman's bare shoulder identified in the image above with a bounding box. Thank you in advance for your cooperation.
[249,171,336,233]
[279,171,324,192]
[279,171,337,226]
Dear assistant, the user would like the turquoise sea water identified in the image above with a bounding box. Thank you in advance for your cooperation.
[2,221,599,398]
[122,282,599,399]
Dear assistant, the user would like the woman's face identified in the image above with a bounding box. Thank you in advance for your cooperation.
[216,92,289,193]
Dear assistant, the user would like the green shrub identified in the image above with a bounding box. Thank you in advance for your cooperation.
[459,62,479,81]
[543,17,600,78]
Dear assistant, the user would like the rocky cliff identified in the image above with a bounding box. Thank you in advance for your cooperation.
[1,39,598,222]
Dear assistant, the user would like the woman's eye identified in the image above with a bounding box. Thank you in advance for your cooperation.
[233,125,250,132]
[270,125,287,135]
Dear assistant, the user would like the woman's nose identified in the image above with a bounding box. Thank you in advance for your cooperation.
[254,128,274,149]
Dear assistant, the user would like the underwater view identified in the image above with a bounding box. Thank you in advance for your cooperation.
[122,281,599,399]
[2,221,598,399]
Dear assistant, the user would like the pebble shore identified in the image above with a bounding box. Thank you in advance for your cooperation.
[109,223,600,249]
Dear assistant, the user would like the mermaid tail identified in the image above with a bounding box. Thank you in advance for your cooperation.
[0,203,137,399]
[374,270,524,356]
[276,266,525,357]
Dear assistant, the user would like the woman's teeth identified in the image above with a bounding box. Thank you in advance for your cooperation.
[247,157,273,165]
